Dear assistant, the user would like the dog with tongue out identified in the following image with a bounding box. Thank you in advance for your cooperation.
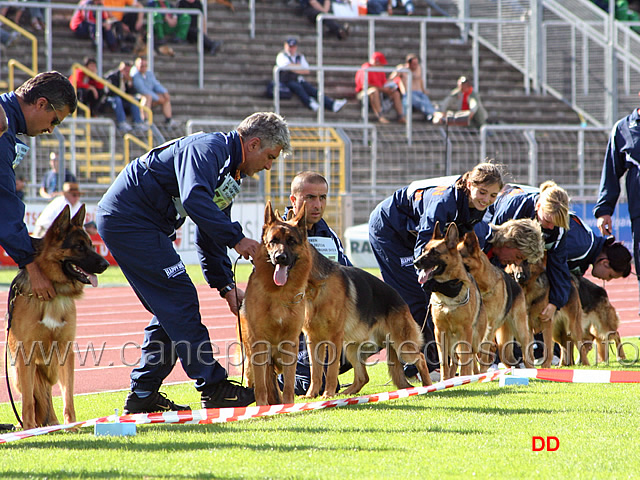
[239,201,313,405]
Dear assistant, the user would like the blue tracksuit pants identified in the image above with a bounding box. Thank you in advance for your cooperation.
[96,209,228,393]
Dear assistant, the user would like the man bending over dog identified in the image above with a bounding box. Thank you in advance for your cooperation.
[277,171,352,395]
[97,112,292,414]
[0,72,77,303]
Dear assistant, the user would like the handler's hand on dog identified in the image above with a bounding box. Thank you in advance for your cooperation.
[224,286,245,315]
[234,238,259,260]
[597,215,612,236]
[539,303,557,323]
[25,262,56,300]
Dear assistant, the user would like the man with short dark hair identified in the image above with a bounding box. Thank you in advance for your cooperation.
[0,71,77,302]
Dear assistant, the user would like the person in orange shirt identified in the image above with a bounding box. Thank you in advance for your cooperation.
[103,0,145,50]
[355,51,405,124]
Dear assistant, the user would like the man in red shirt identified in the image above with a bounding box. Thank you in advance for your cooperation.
[355,51,405,124]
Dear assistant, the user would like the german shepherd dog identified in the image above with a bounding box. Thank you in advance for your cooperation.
[577,276,626,365]
[506,258,585,366]
[303,245,432,399]
[240,201,311,406]
[457,231,534,368]
[414,222,488,380]
[6,205,109,430]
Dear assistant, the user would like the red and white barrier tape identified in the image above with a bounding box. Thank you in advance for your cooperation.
[0,369,508,444]
[511,368,640,383]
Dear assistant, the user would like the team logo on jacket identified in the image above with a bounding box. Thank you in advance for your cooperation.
[400,256,415,267]
[163,260,186,278]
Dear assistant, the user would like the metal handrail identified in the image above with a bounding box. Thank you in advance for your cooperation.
[0,15,37,76]
[71,62,153,148]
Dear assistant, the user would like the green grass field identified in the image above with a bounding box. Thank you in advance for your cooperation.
[1,266,639,478]
[1,359,639,479]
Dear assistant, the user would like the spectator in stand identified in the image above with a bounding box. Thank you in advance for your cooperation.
[366,0,392,14]
[33,182,85,238]
[103,0,145,51]
[148,0,190,46]
[105,60,148,133]
[390,0,415,15]
[15,175,26,202]
[176,0,223,55]
[390,53,436,122]
[432,75,488,129]
[70,0,120,52]
[131,56,177,127]
[69,57,106,117]
[39,152,78,199]
[0,25,19,50]
[355,51,405,124]
[300,0,349,40]
[276,36,347,113]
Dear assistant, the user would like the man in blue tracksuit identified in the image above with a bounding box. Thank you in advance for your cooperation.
[96,112,292,414]
[277,171,352,395]
[0,72,77,303]
[595,107,640,309]
[368,165,504,375]
[566,213,631,280]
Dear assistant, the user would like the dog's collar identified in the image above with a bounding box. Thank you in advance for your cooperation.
[281,291,305,308]
[431,285,470,308]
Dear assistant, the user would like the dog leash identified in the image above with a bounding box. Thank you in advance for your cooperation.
[232,256,246,386]
[4,278,24,430]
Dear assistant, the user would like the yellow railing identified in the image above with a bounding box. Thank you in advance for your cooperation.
[0,15,37,85]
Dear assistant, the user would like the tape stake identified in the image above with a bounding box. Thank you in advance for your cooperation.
[0,369,509,444]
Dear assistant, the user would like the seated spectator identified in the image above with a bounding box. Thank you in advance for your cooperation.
[355,51,405,124]
[177,0,223,55]
[70,0,120,52]
[276,36,347,113]
[148,0,190,46]
[39,152,77,199]
[131,56,177,127]
[103,0,145,51]
[105,60,148,132]
[432,75,488,129]
[300,0,349,40]
[390,0,414,15]
[14,0,45,31]
[33,182,84,238]
[70,57,106,117]
[0,24,19,50]
[390,53,435,121]
[366,0,392,15]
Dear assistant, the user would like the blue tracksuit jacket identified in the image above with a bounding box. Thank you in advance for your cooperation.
[566,213,606,276]
[485,185,571,309]
[98,131,246,289]
[0,92,35,268]
[594,108,640,222]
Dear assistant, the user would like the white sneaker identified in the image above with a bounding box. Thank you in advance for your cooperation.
[309,98,319,112]
[332,98,347,113]
[429,370,441,383]
[551,355,561,366]
[133,122,149,132]
[117,121,133,132]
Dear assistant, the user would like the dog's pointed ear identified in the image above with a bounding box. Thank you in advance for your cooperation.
[47,205,72,237]
[432,221,443,240]
[285,208,294,221]
[71,204,86,228]
[292,202,307,237]
[264,200,277,225]
[464,231,479,251]
[445,222,459,249]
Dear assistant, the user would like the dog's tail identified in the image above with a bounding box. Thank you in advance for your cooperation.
[33,364,59,427]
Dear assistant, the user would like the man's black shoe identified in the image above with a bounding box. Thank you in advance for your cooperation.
[201,379,255,408]
[123,390,191,414]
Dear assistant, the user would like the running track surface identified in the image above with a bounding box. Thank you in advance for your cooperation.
[1,274,639,402]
